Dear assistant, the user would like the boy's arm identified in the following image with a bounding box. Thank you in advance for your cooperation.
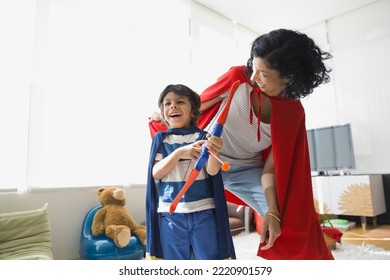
[205,154,221,176]
[204,135,223,176]
[152,141,204,180]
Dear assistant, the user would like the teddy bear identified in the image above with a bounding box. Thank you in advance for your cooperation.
[91,186,146,248]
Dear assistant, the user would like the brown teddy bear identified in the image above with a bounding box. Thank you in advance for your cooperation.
[91,187,146,248]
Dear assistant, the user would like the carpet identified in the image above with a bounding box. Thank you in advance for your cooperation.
[232,231,390,260]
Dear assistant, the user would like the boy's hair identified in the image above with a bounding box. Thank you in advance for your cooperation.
[158,84,201,126]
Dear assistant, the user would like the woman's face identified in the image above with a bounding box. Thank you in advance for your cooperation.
[162,92,192,128]
[250,57,291,97]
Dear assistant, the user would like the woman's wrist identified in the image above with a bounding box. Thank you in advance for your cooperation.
[266,210,281,222]
[267,209,280,215]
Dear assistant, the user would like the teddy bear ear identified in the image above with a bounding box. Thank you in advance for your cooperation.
[96,187,106,195]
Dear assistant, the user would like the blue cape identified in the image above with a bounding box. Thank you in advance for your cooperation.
[145,126,236,259]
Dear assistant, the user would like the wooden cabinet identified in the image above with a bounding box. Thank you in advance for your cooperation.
[312,174,386,228]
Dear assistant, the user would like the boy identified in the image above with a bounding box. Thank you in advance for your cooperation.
[145,84,235,260]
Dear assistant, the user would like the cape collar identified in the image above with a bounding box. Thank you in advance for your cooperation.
[166,126,202,135]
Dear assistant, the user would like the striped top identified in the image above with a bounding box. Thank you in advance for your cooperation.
[155,132,215,213]
[204,83,272,167]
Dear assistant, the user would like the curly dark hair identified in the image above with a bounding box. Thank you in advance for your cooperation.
[245,29,332,99]
[158,84,201,126]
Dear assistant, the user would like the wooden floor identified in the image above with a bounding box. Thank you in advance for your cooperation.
[340,224,390,250]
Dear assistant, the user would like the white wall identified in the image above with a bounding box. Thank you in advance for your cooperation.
[302,0,390,174]
[327,0,390,174]
[0,185,146,259]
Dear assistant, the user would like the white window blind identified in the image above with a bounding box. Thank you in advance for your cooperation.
[1,0,258,191]
[0,0,35,191]
[26,0,190,189]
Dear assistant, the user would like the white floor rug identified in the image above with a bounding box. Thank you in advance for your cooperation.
[232,232,390,260]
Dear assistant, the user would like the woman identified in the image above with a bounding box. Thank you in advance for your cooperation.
[149,29,333,259]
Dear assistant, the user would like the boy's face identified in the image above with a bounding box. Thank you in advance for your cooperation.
[162,92,193,128]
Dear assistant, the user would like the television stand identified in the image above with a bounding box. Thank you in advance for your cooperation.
[360,216,378,230]
[314,170,353,176]
[312,174,386,230]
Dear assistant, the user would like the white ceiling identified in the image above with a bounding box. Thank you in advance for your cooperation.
[194,0,379,34]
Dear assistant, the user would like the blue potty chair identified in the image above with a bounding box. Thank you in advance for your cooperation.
[79,206,145,260]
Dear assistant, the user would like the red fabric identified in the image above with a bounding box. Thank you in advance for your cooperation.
[322,228,343,244]
[197,66,247,130]
[148,65,333,259]
[256,97,333,259]
[149,119,168,138]
[224,189,248,206]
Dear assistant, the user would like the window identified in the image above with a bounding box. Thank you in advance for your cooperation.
[0,0,35,191]
[1,0,258,191]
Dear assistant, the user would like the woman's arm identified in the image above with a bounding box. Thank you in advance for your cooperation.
[259,148,282,250]
[262,149,279,212]
[200,95,224,112]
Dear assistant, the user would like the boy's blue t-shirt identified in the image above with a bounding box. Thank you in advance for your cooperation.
[155,130,215,213]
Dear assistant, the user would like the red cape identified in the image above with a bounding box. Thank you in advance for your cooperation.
[149,66,333,260]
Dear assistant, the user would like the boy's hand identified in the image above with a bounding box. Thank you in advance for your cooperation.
[204,134,223,155]
[179,140,205,161]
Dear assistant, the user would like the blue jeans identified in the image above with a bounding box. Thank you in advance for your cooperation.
[222,164,268,216]
[159,209,219,260]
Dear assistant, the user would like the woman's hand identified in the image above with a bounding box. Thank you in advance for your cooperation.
[148,111,162,123]
[259,212,282,250]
